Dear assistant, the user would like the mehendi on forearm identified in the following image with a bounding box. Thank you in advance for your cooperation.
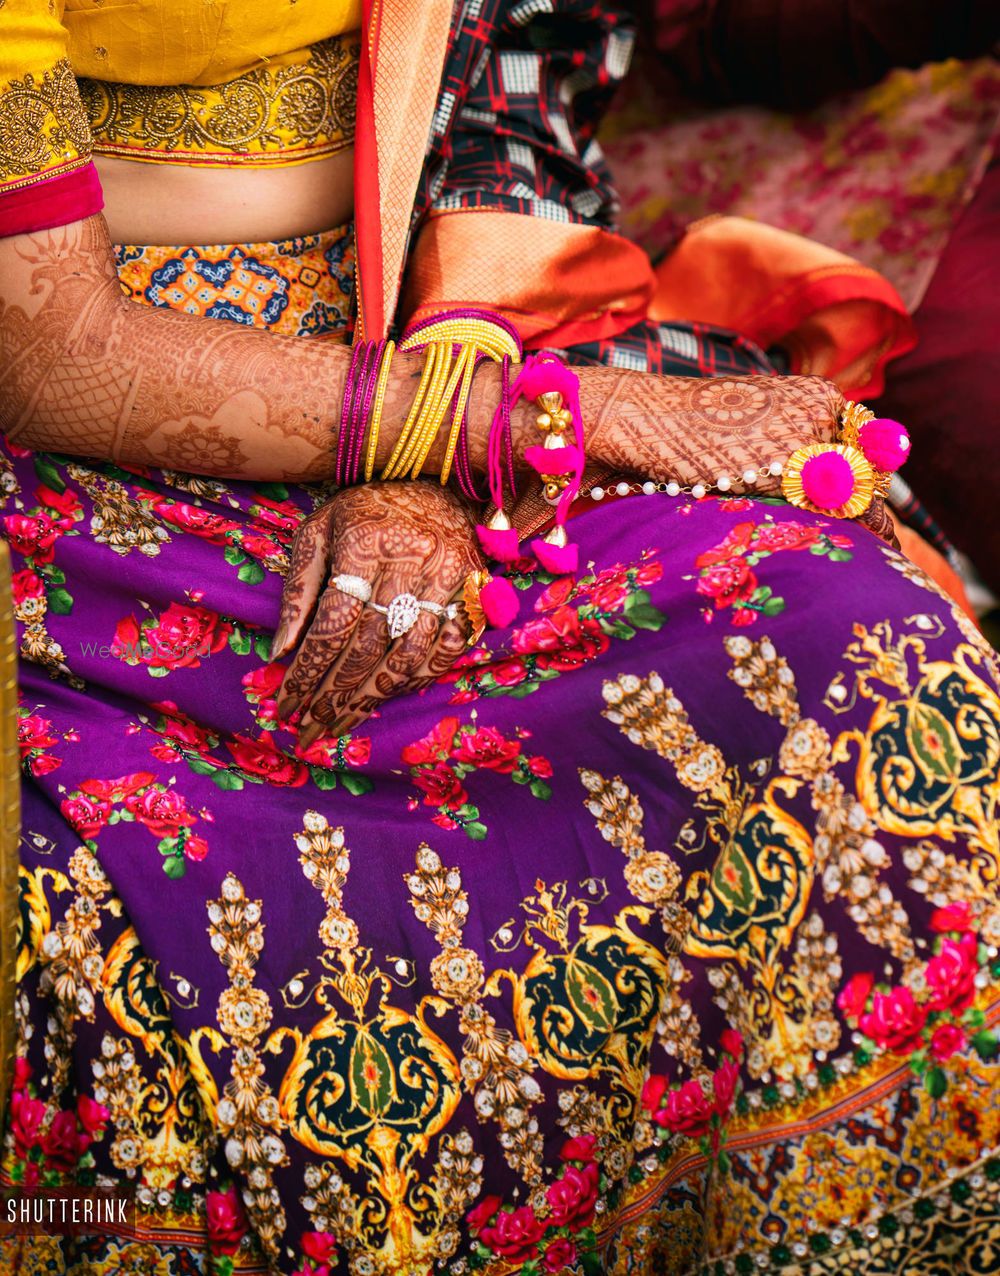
[577,367,845,496]
[0,216,423,481]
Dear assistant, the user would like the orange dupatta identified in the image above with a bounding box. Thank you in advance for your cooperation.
[352,0,454,342]
[351,0,656,351]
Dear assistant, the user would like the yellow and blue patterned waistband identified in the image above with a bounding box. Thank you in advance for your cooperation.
[113,225,355,340]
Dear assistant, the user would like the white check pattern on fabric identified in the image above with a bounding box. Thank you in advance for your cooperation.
[510,0,554,25]
[506,139,537,176]
[608,346,649,370]
[605,29,635,80]
[658,327,701,362]
[499,50,541,95]
[549,111,577,155]
[530,197,571,222]
[570,189,602,217]
[459,105,498,128]
[431,91,457,139]
[458,0,487,24]
[469,48,492,90]
[560,67,596,105]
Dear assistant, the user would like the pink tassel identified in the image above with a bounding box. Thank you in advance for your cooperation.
[480,576,520,628]
[531,538,579,575]
[516,354,581,403]
[476,524,522,562]
[523,445,583,475]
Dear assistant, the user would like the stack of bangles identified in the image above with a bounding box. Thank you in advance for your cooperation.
[331,310,911,643]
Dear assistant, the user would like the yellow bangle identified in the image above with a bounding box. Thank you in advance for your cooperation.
[401,344,456,478]
[382,314,522,486]
[409,346,474,479]
[380,345,438,480]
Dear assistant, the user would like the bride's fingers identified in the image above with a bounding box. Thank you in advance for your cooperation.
[271,503,337,660]
[293,564,419,743]
[293,608,391,745]
[408,606,471,684]
[297,560,470,743]
[308,606,470,741]
[275,560,376,721]
[299,612,442,743]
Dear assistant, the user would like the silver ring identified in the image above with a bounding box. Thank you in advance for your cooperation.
[330,573,372,602]
[368,593,458,640]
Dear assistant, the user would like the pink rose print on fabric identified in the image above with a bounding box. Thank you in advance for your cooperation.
[838,905,999,1098]
[402,717,553,840]
[691,518,854,626]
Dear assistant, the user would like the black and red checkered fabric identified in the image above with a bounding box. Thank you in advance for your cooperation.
[405,0,775,377]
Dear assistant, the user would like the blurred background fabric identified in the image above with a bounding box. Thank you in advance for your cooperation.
[601,24,1000,596]
[603,56,999,317]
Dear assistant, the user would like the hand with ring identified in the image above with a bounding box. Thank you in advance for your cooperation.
[272,481,485,744]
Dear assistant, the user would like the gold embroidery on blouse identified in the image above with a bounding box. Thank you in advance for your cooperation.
[79,35,359,167]
[0,57,91,188]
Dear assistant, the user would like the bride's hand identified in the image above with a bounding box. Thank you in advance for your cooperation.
[272,482,484,743]
[579,370,846,493]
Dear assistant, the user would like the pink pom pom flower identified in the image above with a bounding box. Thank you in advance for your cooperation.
[800,450,856,511]
[782,443,876,518]
[479,576,520,628]
[516,354,580,404]
[531,538,579,575]
[857,418,910,473]
[523,445,583,476]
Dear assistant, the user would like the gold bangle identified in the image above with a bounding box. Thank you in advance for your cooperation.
[380,345,438,480]
[412,345,477,480]
[399,343,454,478]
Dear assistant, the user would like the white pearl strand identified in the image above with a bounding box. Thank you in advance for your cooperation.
[586,459,785,503]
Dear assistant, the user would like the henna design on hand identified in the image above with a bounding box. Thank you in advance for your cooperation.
[0,217,426,482]
[275,481,484,740]
[858,497,900,549]
[579,368,845,493]
[1,218,849,501]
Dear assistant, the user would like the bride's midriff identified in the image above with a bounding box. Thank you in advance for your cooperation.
[95,149,356,245]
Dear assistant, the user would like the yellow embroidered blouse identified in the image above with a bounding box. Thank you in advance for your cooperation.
[0,0,361,196]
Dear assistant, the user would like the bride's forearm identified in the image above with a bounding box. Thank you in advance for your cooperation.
[579,366,846,494]
[0,215,428,482]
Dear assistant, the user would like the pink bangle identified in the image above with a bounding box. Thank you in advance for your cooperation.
[335,342,366,486]
[454,402,485,502]
[346,340,381,485]
[348,339,385,484]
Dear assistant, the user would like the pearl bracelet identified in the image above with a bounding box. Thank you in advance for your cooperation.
[585,460,785,503]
